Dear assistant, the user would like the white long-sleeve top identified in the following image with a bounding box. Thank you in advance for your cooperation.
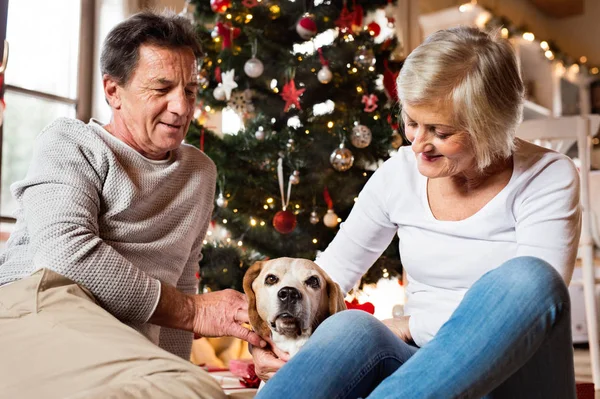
[316,138,581,347]
[0,118,216,358]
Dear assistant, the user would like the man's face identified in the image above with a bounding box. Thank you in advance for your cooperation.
[110,44,199,160]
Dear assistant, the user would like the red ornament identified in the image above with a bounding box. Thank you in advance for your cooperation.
[296,15,318,40]
[273,210,297,234]
[210,0,231,13]
[361,94,378,113]
[214,22,241,50]
[367,22,381,37]
[281,79,306,112]
[345,298,375,314]
[383,60,399,103]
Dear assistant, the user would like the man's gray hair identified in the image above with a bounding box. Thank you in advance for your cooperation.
[100,9,202,86]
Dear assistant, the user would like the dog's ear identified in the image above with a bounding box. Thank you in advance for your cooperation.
[243,261,271,338]
[324,273,347,316]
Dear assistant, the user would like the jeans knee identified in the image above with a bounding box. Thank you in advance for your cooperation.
[494,256,570,306]
[314,310,382,343]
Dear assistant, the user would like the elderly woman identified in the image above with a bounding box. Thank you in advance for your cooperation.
[252,26,581,398]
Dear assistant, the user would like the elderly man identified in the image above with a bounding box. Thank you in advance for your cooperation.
[0,10,263,399]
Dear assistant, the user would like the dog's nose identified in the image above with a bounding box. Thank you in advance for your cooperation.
[277,287,302,304]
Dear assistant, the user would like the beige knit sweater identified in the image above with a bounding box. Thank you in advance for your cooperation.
[0,117,216,359]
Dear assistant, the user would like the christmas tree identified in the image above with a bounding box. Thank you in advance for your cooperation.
[184,0,406,292]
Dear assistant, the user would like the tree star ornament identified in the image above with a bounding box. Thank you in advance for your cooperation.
[281,79,305,112]
[361,94,378,112]
[220,69,238,101]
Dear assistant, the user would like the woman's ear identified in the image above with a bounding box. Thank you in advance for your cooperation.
[243,261,271,338]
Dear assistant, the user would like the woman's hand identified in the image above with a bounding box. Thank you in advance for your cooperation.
[191,289,266,349]
[382,316,413,343]
[250,337,290,381]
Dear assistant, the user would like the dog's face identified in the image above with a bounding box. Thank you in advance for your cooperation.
[243,258,346,343]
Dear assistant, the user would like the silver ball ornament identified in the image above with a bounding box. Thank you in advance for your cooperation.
[211,27,220,39]
[354,46,376,68]
[323,209,339,228]
[255,126,265,141]
[351,124,372,148]
[317,66,332,84]
[213,85,226,101]
[289,170,300,185]
[216,193,228,208]
[309,210,320,224]
[329,143,354,172]
[244,57,264,78]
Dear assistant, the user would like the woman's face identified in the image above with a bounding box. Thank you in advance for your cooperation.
[402,102,477,179]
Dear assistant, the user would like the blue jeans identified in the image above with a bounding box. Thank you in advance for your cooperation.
[256,257,576,399]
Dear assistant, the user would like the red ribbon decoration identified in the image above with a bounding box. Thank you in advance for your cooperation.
[344,298,375,314]
[317,48,329,66]
[323,186,333,210]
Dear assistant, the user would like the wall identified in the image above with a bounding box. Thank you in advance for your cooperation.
[420,0,600,66]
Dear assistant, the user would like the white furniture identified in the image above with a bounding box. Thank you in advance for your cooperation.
[517,115,600,389]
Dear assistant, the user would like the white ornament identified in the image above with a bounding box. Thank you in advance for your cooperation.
[289,170,300,185]
[244,57,264,78]
[255,126,265,140]
[216,193,228,208]
[317,66,332,84]
[213,85,226,101]
[220,69,238,101]
[323,209,339,228]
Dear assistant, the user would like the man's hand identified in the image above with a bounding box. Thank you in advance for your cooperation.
[192,289,266,349]
[250,337,290,381]
[382,316,413,343]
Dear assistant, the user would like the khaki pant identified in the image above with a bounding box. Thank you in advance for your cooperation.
[0,269,227,399]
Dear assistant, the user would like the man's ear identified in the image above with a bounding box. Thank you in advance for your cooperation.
[103,74,122,109]
[325,275,347,316]
[243,261,271,338]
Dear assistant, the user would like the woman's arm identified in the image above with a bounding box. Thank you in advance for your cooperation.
[315,160,400,292]
[515,155,581,284]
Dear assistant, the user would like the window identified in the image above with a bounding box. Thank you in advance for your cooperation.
[0,0,93,246]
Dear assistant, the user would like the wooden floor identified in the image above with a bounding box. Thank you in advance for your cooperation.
[575,346,600,398]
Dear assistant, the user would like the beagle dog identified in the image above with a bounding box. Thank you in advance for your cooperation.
[243,257,346,357]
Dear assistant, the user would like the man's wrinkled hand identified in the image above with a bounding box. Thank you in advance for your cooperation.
[250,337,290,381]
[192,289,266,348]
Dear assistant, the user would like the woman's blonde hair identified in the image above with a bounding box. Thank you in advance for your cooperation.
[397,26,524,171]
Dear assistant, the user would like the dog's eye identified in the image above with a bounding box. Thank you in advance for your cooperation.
[305,276,320,289]
[265,274,279,285]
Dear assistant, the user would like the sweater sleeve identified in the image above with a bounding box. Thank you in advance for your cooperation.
[515,155,581,284]
[12,127,160,323]
[158,188,215,359]
[315,162,398,293]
